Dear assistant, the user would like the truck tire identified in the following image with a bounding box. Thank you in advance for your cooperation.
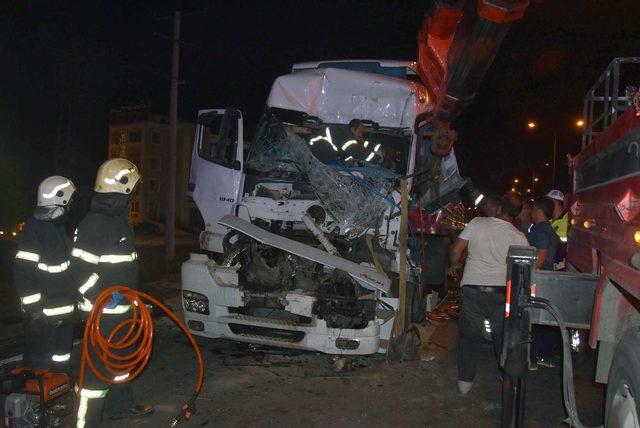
[606,327,640,428]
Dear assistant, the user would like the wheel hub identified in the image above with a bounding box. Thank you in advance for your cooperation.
[609,383,640,428]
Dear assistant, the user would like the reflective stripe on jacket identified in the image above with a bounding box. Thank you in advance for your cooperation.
[71,193,139,312]
[12,217,74,312]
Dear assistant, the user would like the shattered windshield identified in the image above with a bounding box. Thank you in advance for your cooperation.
[245,118,405,236]
[246,116,411,178]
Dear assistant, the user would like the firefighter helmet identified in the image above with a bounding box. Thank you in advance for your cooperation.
[95,158,141,194]
[37,176,77,207]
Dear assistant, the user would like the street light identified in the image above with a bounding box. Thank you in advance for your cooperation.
[514,178,519,184]
[527,119,584,187]
[511,187,516,192]
[534,177,539,182]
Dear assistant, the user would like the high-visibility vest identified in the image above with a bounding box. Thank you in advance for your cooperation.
[551,211,568,239]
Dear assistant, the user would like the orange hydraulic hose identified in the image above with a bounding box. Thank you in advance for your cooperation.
[77,285,204,425]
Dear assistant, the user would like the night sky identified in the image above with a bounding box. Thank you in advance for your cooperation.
[1,0,639,227]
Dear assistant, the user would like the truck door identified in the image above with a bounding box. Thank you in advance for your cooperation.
[188,108,244,253]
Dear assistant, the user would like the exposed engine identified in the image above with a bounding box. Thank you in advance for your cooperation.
[220,228,388,330]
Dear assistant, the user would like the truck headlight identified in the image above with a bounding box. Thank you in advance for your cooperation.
[183,290,210,315]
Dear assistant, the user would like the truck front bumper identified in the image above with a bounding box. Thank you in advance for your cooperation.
[181,253,396,355]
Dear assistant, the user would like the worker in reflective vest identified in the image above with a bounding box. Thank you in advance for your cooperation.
[546,189,569,270]
[71,158,153,426]
[12,176,77,373]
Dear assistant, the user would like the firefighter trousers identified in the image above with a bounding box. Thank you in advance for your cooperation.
[23,314,74,374]
[75,310,136,428]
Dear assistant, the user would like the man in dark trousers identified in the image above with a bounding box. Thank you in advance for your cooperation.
[449,193,529,395]
[13,176,77,373]
[71,158,153,426]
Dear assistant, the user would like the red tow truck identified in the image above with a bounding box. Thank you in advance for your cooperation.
[520,58,640,426]
[569,57,640,426]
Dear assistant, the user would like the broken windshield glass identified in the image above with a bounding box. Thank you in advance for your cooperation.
[247,117,410,176]
[246,121,399,236]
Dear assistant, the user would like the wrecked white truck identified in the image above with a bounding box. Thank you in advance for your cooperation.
[180,1,525,355]
[181,61,468,354]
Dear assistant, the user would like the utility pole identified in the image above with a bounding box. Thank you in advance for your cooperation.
[165,10,180,261]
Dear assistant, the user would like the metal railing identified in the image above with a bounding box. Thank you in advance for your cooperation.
[582,57,640,149]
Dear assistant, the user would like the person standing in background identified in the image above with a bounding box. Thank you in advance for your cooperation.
[516,199,533,234]
[526,197,559,270]
[527,196,561,368]
[546,189,568,269]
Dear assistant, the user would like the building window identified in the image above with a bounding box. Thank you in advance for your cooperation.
[151,130,161,145]
[149,179,160,193]
[129,129,142,143]
[150,157,160,171]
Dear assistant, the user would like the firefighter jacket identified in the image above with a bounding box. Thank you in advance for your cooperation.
[71,193,138,315]
[12,212,74,318]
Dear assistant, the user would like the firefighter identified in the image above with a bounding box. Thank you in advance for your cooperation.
[343,119,368,162]
[12,176,77,373]
[71,158,153,425]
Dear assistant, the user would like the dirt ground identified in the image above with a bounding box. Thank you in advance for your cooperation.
[87,312,604,428]
[88,275,602,428]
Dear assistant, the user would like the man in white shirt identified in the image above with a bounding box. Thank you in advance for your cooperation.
[449,193,529,395]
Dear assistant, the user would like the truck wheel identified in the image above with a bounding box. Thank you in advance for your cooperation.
[606,328,640,428]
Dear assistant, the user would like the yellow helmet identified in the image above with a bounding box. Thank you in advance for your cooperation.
[94,158,141,194]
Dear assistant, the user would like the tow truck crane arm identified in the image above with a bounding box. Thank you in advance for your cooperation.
[418,0,529,154]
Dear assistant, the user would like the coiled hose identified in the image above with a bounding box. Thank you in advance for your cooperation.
[76,285,204,426]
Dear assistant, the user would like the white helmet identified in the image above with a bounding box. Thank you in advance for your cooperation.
[95,158,141,194]
[37,176,77,207]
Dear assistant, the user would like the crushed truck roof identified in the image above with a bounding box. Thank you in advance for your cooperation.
[266,68,432,128]
[291,59,418,71]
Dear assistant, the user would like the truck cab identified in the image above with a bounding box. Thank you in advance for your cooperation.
[182,61,467,354]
